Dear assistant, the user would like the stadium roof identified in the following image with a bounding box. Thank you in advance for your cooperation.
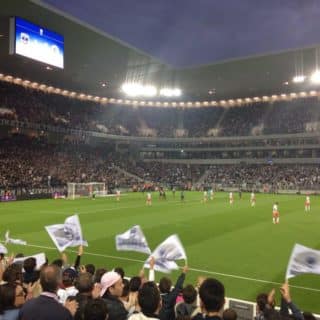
[1,0,320,101]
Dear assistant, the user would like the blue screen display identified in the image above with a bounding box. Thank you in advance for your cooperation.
[14,17,64,68]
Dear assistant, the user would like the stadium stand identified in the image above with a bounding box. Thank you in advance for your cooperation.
[2,1,320,318]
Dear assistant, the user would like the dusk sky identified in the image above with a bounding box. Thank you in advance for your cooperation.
[42,0,320,67]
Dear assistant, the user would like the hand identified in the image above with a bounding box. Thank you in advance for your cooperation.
[79,265,86,273]
[64,299,78,316]
[7,253,15,265]
[267,288,276,307]
[182,265,189,274]
[149,256,155,269]
[139,268,145,279]
[61,252,68,265]
[280,281,291,303]
[26,281,38,297]
[92,283,102,299]
[78,245,83,256]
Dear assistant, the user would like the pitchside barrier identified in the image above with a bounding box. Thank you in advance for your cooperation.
[225,298,255,320]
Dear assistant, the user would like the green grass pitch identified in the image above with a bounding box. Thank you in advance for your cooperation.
[1,192,320,313]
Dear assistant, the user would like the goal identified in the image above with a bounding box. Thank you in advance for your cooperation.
[67,182,106,200]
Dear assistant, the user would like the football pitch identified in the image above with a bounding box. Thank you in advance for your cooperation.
[1,192,320,313]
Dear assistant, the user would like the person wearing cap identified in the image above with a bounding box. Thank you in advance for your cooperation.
[100,271,128,320]
[57,267,79,304]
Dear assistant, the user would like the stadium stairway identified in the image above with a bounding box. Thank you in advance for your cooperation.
[196,168,210,185]
[113,165,144,182]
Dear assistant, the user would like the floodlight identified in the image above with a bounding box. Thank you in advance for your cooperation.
[292,75,305,83]
[311,71,320,84]
[173,88,182,96]
[160,88,182,97]
[121,83,143,96]
[160,88,172,97]
[144,85,157,97]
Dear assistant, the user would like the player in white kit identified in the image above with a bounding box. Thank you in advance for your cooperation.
[146,192,152,206]
[229,192,234,205]
[250,192,256,207]
[305,195,311,212]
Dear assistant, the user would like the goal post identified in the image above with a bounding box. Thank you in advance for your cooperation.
[67,182,106,199]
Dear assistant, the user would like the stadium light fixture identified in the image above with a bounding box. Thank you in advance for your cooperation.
[121,83,142,96]
[173,88,182,96]
[159,88,172,97]
[160,88,182,97]
[121,83,157,97]
[292,75,305,83]
[311,70,320,84]
[144,85,157,97]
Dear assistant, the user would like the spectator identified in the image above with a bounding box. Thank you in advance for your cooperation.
[129,281,161,320]
[19,265,77,320]
[222,309,237,320]
[83,298,108,320]
[159,265,188,320]
[0,282,26,320]
[193,278,225,320]
[100,271,128,320]
[175,284,199,319]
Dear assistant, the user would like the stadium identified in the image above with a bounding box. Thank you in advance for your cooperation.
[1,1,320,319]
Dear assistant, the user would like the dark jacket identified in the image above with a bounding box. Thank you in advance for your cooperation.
[102,293,128,320]
[18,295,72,320]
[159,273,186,320]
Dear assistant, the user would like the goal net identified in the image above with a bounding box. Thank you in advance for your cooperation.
[67,182,106,200]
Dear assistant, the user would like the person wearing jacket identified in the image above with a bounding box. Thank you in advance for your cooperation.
[159,265,188,320]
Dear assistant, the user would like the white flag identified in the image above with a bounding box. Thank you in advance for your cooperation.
[0,243,8,254]
[116,225,151,254]
[14,253,46,270]
[45,214,88,252]
[144,258,179,273]
[144,234,187,273]
[286,243,320,279]
[5,230,27,245]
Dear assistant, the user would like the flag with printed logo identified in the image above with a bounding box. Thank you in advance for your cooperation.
[286,243,320,279]
[116,225,151,254]
[45,214,87,252]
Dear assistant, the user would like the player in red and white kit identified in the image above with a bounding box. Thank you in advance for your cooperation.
[146,192,152,206]
[250,192,256,207]
[116,189,121,201]
[229,192,234,205]
[272,202,279,224]
[305,195,311,212]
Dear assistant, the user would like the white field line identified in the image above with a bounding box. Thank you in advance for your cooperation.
[5,242,320,293]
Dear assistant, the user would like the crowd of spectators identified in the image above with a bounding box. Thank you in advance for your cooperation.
[1,135,320,194]
[202,165,320,191]
[0,247,315,320]
[0,136,141,193]
[2,81,320,138]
